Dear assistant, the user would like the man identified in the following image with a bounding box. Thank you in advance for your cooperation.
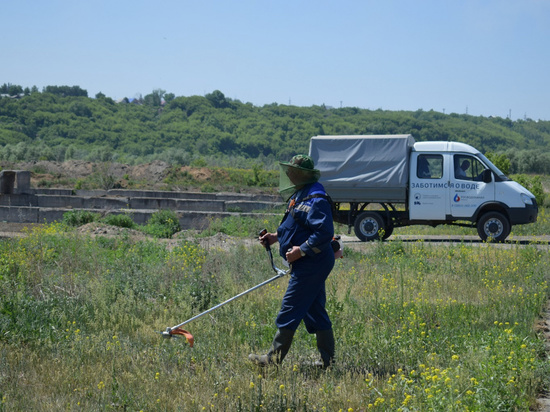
[455,159,470,180]
[249,154,336,368]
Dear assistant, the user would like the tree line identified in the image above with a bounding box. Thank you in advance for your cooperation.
[1,84,550,173]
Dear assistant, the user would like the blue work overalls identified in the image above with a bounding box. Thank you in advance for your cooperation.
[276,182,335,333]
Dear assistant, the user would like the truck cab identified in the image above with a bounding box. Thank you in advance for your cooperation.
[409,141,538,241]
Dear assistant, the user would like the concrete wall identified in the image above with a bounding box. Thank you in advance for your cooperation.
[0,171,15,194]
[15,171,31,194]
[32,188,74,196]
[0,187,283,229]
[0,170,31,194]
[93,189,280,203]
[0,205,278,230]
[0,206,39,222]
[0,194,37,207]
[128,197,225,212]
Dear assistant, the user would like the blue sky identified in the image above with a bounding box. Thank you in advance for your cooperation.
[2,0,549,120]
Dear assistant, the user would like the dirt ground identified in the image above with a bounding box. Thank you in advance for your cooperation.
[0,222,42,238]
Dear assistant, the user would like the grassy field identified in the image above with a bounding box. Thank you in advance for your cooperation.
[1,216,549,411]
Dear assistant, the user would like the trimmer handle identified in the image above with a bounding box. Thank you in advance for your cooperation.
[259,228,270,250]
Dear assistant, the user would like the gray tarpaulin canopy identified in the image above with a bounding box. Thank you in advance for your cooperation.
[309,135,415,203]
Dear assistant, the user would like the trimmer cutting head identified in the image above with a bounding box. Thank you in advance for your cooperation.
[160,327,195,346]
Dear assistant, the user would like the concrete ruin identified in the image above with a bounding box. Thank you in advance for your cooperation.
[0,170,31,195]
[0,170,283,230]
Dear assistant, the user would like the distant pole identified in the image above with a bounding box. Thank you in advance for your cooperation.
[443,108,445,114]
[508,109,512,119]
[466,106,468,115]
[340,101,343,108]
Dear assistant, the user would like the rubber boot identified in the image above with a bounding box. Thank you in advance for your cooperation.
[248,328,295,366]
[315,329,335,369]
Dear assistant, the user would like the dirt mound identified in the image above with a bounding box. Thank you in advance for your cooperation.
[7,160,172,185]
[178,166,229,182]
[128,161,170,182]
[181,166,212,181]
[14,160,94,179]
[77,222,144,237]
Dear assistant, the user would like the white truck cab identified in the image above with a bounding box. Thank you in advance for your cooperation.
[310,135,538,242]
[409,141,537,241]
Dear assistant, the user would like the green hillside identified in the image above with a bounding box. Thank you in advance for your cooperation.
[1,84,550,173]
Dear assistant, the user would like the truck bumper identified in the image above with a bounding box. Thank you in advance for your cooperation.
[508,203,538,225]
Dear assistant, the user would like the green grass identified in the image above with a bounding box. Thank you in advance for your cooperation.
[195,212,284,238]
[1,220,549,411]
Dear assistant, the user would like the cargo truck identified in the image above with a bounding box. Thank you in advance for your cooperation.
[309,135,538,242]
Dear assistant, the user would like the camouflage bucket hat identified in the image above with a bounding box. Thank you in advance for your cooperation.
[278,155,321,201]
[282,154,316,170]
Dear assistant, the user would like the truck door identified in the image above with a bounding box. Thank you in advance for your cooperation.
[409,153,448,220]
[450,154,493,218]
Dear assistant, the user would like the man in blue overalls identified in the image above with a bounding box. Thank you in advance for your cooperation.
[249,154,335,368]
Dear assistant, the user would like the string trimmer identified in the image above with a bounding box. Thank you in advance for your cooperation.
[160,229,289,346]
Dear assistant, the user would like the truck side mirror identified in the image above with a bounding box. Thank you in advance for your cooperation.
[482,169,492,183]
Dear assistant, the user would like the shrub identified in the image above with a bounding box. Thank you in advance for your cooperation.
[141,209,181,238]
[140,223,174,238]
[101,213,136,229]
[62,210,100,226]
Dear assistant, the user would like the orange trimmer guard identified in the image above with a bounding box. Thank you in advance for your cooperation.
[170,328,195,347]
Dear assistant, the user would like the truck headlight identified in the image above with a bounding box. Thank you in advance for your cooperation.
[521,193,533,205]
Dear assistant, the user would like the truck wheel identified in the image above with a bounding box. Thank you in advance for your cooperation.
[354,212,387,241]
[382,223,394,240]
[476,212,510,242]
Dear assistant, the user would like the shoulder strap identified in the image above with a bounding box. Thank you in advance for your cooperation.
[299,193,333,204]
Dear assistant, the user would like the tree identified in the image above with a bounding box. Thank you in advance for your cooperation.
[8,84,23,96]
[144,89,165,107]
[0,83,23,95]
[205,90,229,109]
[485,152,510,175]
[69,101,93,118]
[44,85,88,97]
[164,93,175,104]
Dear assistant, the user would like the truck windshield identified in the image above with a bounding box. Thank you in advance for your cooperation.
[477,153,510,180]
